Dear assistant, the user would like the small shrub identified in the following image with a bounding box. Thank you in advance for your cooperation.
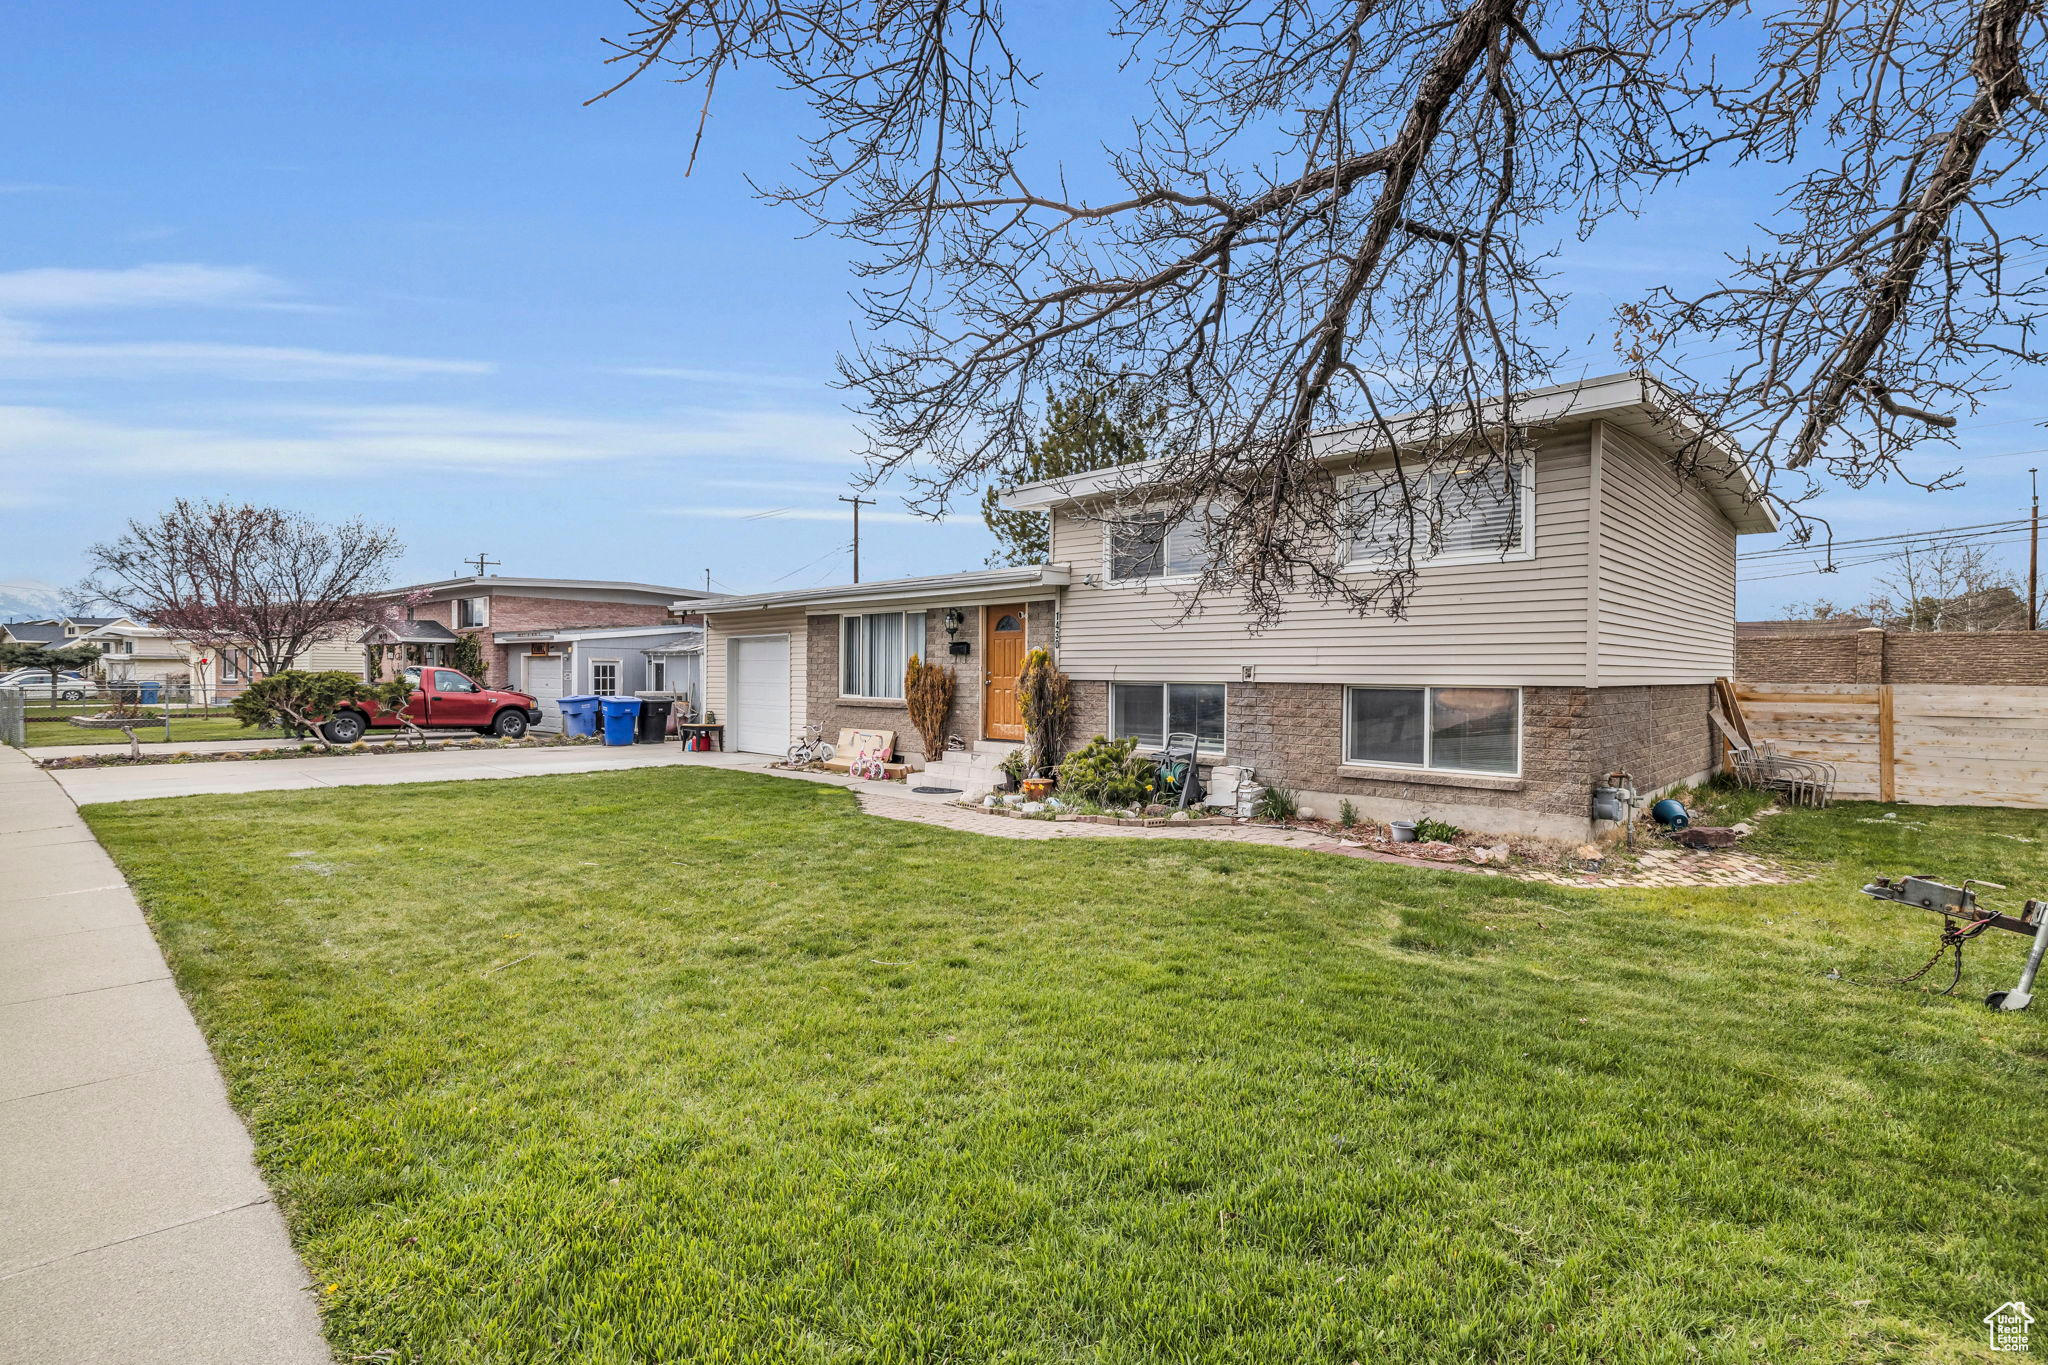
[1056,735,1156,806]
[998,747,1029,791]
[1255,784,1299,821]
[1412,816,1464,843]
[1337,799,1358,828]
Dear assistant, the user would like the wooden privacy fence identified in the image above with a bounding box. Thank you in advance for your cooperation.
[1733,682,2048,808]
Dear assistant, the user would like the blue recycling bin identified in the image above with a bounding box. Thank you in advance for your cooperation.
[137,680,162,704]
[558,695,602,738]
[599,696,642,746]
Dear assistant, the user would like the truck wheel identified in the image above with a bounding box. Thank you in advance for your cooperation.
[321,711,367,744]
[490,709,529,739]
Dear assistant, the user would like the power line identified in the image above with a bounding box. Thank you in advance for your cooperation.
[1739,532,2040,583]
[1739,516,2034,561]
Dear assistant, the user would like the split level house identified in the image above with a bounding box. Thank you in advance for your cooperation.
[692,373,1776,840]
[359,575,716,727]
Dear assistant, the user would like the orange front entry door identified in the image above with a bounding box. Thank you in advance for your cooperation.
[982,605,1028,740]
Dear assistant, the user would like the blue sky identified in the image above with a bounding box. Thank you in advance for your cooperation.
[2,1,2041,616]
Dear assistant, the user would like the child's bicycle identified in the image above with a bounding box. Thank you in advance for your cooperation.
[849,743,890,780]
[786,724,834,767]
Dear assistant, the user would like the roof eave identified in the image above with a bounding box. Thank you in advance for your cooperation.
[695,566,1071,617]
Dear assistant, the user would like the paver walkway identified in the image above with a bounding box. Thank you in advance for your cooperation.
[0,745,329,1363]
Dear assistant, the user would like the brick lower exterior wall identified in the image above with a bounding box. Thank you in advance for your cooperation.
[1066,678,1710,839]
[805,600,1060,762]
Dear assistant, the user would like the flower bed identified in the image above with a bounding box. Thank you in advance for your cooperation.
[37,734,604,770]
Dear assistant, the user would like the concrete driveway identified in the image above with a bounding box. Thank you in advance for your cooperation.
[51,741,779,805]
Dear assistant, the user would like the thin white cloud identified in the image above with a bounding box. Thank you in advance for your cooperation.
[0,263,290,312]
[660,505,950,525]
[617,365,824,390]
[0,324,491,380]
[0,401,861,476]
[0,264,486,379]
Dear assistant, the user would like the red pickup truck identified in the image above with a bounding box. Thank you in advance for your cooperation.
[318,667,543,744]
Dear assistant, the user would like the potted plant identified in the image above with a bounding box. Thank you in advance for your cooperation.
[1020,774,1054,801]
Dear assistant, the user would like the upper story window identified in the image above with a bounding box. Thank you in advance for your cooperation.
[455,596,490,629]
[1107,512,1210,583]
[841,611,926,699]
[1342,458,1531,567]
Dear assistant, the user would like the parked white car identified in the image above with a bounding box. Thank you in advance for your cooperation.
[0,669,94,700]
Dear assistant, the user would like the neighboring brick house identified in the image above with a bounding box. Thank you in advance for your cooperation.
[361,575,713,699]
[698,373,1775,840]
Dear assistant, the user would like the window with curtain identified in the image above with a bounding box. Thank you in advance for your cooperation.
[1342,460,1527,566]
[1111,682,1227,754]
[839,611,926,699]
[1344,686,1519,774]
[1108,512,1210,582]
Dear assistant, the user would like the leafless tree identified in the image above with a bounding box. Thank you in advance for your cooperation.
[1862,541,2029,629]
[594,0,2047,622]
[82,501,403,677]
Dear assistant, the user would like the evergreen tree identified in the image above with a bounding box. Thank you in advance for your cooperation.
[981,378,1155,567]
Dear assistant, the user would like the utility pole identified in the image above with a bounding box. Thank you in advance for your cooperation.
[704,568,712,593]
[838,494,875,582]
[2031,468,2041,631]
[465,552,499,578]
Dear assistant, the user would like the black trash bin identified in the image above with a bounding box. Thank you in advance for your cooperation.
[635,696,675,743]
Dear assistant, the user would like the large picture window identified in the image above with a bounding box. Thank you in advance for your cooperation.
[1111,682,1226,755]
[840,611,926,699]
[1342,459,1529,567]
[1345,686,1519,775]
[1108,512,1210,583]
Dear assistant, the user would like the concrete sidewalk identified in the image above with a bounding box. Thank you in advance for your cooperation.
[0,745,330,1364]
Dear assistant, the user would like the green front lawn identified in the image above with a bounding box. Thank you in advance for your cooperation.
[86,771,2045,1363]
[24,715,287,746]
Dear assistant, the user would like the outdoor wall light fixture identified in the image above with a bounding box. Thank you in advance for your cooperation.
[944,608,964,636]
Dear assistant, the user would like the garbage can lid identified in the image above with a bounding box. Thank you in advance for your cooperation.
[598,696,643,712]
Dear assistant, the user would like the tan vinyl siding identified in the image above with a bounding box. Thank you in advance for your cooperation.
[290,634,369,678]
[1594,423,1738,683]
[701,607,808,727]
[1047,428,1597,686]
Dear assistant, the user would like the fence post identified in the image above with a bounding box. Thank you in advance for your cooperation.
[0,690,22,749]
[1877,683,1896,803]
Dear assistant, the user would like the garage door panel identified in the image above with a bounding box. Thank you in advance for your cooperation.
[525,656,567,731]
[730,635,791,755]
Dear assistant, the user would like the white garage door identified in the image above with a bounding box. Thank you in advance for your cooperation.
[728,635,791,755]
[524,654,567,731]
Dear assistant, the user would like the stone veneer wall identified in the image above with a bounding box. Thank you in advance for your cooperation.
[1063,678,1712,839]
[1738,628,2048,687]
[805,600,1057,762]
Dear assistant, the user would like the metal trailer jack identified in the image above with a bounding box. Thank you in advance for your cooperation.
[1859,875,2048,1009]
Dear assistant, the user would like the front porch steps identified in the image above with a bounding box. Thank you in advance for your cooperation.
[916,739,1023,798]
